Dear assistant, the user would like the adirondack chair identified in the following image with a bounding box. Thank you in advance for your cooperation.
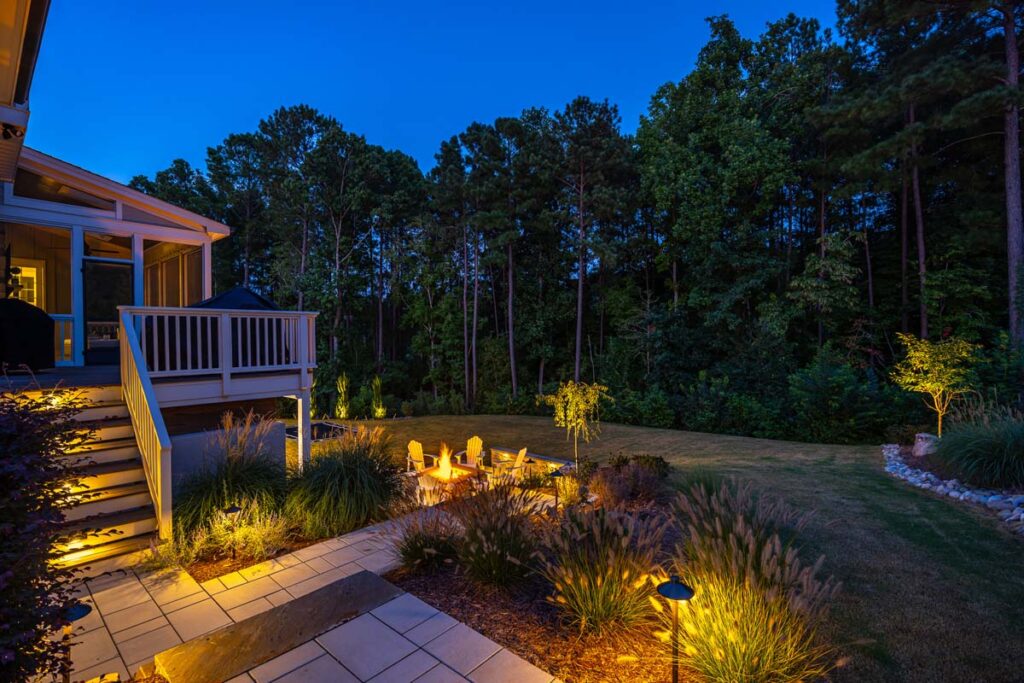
[495,447,529,480]
[407,440,436,472]
[456,435,484,467]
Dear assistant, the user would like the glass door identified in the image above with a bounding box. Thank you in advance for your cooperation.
[82,259,132,364]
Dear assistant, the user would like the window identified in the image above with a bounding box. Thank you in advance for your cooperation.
[10,258,44,309]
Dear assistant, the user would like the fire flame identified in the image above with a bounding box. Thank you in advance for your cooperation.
[437,443,453,480]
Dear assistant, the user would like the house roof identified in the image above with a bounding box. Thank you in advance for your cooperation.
[18,146,232,240]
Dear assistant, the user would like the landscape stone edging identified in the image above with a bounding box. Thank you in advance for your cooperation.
[882,444,1024,536]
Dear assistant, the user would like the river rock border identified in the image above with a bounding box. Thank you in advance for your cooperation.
[882,444,1024,536]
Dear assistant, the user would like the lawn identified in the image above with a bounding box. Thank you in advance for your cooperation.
[357,415,1024,682]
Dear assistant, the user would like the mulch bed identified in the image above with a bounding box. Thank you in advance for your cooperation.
[386,557,681,683]
[185,536,321,584]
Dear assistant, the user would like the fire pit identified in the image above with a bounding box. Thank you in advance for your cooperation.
[420,443,477,482]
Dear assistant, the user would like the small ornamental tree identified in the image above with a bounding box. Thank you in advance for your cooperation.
[0,387,90,681]
[334,372,350,419]
[371,376,386,419]
[541,381,611,469]
[892,333,977,437]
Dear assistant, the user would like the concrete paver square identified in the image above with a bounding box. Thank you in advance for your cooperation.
[212,576,280,611]
[372,594,439,634]
[369,649,441,683]
[274,654,360,683]
[141,569,203,606]
[166,598,232,641]
[90,577,151,615]
[250,640,326,683]
[115,624,181,670]
[70,627,118,672]
[423,623,501,676]
[405,612,459,646]
[270,562,318,589]
[414,663,468,682]
[467,648,551,683]
[317,613,417,680]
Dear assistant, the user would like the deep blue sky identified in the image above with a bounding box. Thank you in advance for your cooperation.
[27,1,835,183]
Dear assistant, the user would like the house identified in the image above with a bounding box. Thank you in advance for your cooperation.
[0,0,316,568]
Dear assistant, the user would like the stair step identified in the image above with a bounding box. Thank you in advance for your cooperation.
[77,416,134,442]
[75,401,129,422]
[58,506,157,555]
[75,459,146,490]
[64,482,153,522]
[66,437,140,464]
[56,533,154,570]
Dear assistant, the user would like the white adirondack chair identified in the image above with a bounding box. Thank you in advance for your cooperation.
[407,440,436,472]
[456,435,483,467]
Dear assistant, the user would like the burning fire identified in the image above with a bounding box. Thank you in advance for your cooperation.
[437,443,453,480]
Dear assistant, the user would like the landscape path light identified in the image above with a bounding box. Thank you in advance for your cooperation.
[547,468,563,509]
[62,602,93,683]
[657,574,695,683]
[224,503,242,560]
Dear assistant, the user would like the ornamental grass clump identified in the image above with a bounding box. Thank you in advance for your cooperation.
[159,501,290,566]
[538,505,666,633]
[447,481,539,584]
[286,426,405,538]
[174,411,285,540]
[934,420,1024,488]
[395,506,461,571]
[657,481,840,683]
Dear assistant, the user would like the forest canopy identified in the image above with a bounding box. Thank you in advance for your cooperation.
[131,2,1024,444]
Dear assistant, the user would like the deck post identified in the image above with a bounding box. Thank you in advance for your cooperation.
[71,225,84,366]
[296,389,312,471]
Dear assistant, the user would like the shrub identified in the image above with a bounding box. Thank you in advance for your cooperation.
[395,507,460,571]
[589,462,664,506]
[660,482,839,682]
[538,506,665,633]
[0,387,88,681]
[334,372,350,419]
[286,426,404,538]
[174,412,285,539]
[934,420,1024,488]
[448,481,538,584]
[948,391,1024,428]
[159,502,290,566]
[787,349,893,444]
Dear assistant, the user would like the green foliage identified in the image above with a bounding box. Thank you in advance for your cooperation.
[159,502,290,566]
[934,421,1024,489]
[371,376,386,419]
[175,412,285,540]
[285,427,404,538]
[540,381,612,467]
[0,388,88,680]
[664,482,839,682]
[334,372,350,419]
[604,387,675,428]
[677,372,783,438]
[394,508,460,571]
[893,334,978,436]
[537,506,665,633]
[447,482,538,584]
[786,347,893,444]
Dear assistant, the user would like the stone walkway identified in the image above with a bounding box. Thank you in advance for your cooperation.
[65,522,555,683]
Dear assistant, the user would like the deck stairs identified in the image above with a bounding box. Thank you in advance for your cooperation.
[49,384,158,568]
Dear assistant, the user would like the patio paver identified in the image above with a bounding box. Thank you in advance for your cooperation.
[317,613,418,680]
[63,518,556,683]
[421,623,502,676]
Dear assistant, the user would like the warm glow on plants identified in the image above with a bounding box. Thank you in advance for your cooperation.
[371,375,386,419]
[540,380,611,469]
[892,333,977,436]
[334,372,350,419]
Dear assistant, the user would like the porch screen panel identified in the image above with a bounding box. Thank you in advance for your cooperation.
[0,222,71,314]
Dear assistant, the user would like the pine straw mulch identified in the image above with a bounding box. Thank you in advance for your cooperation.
[386,562,685,683]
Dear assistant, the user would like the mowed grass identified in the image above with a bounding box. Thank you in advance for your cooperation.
[355,415,1024,682]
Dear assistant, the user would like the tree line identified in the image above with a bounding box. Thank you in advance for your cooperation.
[131,2,1024,443]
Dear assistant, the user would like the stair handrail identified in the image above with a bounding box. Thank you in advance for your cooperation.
[118,308,173,540]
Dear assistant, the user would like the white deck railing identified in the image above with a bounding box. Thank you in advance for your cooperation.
[117,306,317,536]
[119,311,174,539]
[118,306,316,389]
